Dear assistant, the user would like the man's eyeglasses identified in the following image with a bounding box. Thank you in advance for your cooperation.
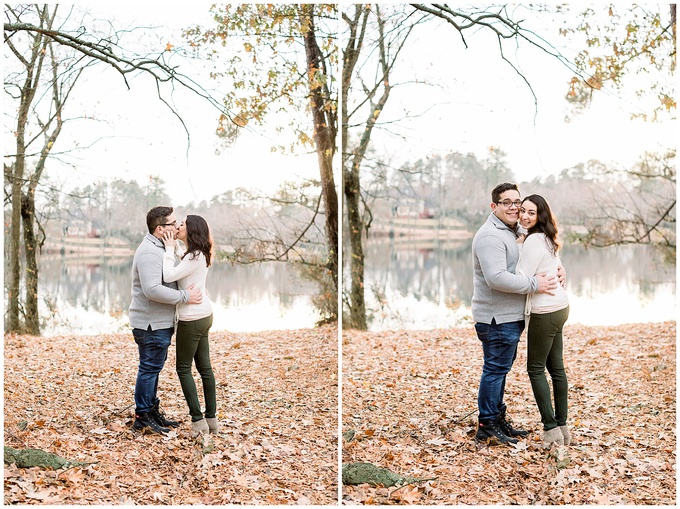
[496,200,522,208]
[160,220,177,228]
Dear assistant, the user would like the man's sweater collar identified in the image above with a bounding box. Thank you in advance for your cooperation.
[145,233,165,248]
[489,212,519,235]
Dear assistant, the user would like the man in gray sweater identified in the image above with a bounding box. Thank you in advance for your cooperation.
[472,183,557,444]
[129,206,202,434]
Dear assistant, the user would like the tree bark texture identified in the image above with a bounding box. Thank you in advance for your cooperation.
[7,8,51,333]
[342,6,401,329]
[344,168,367,329]
[21,192,40,334]
[7,7,69,335]
[341,6,370,330]
[300,6,340,311]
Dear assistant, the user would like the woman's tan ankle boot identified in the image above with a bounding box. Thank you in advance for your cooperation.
[542,427,564,447]
[559,425,571,445]
[206,417,219,434]
[191,418,209,435]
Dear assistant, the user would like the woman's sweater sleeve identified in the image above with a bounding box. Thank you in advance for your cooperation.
[163,248,197,283]
[138,251,187,304]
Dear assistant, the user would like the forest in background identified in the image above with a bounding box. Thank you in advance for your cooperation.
[21,144,676,257]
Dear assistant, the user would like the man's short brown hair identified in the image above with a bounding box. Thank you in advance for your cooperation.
[491,183,519,204]
[146,206,173,234]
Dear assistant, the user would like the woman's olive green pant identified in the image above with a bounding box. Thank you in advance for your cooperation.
[526,306,569,431]
[176,314,216,422]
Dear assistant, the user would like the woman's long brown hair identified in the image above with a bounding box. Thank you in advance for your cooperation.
[522,194,561,256]
[183,215,213,267]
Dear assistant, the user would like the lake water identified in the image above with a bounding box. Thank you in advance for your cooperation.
[34,240,675,336]
[362,239,676,331]
[37,255,320,336]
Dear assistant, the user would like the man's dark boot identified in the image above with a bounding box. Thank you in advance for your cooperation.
[152,402,180,428]
[133,411,170,434]
[497,408,528,438]
[475,419,518,445]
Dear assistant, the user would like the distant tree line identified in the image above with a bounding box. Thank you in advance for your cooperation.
[30,176,327,255]
[363,148,675,260]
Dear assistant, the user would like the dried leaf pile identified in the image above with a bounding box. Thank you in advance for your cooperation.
[342,321,676,505]
[4,326,338,505]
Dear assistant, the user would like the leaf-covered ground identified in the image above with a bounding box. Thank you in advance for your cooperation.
[4,326,338,505]
[342,321,676,505]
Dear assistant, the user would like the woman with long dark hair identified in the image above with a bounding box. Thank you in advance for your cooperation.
[517,195,570,447]
[162,215,217,435]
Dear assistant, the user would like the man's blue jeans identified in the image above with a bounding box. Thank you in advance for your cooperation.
[475,319,525,422]
[133,326,173,414]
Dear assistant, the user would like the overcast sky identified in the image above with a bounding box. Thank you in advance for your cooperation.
[35,3,319,207]
[365,5,676,183]
[13,4,676,206]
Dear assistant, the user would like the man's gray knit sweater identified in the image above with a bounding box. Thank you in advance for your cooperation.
[471,213,538,324]
[129,233,188,331]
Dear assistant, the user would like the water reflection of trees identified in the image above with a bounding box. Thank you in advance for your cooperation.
[559,244,674,300]
[206,261,317,312]
[39,242,674,319]
[365,239,474,307]
[38,256,317,315]
[40,257,134,314]
[365,240,675,308]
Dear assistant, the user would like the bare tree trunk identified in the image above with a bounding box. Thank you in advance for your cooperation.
[342,5,412,329]
[8,141,24,333]
[7,7,51,332]
[21,191,39,334]
[342,6,370,330]
[671,4,676,42]
[344,165,367,329]
[7,3,191,334]
[8,60,33,333]
[7,8,69,335]
[300,6,339,313]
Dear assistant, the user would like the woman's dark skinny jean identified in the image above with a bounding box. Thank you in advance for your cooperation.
[526,306,570,431]
[175,314,216,422]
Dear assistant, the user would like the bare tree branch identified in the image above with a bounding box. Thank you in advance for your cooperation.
[5,20,239,126]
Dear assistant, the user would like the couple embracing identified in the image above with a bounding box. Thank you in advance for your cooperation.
[472,183,571,447]
[128,206,218,436]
